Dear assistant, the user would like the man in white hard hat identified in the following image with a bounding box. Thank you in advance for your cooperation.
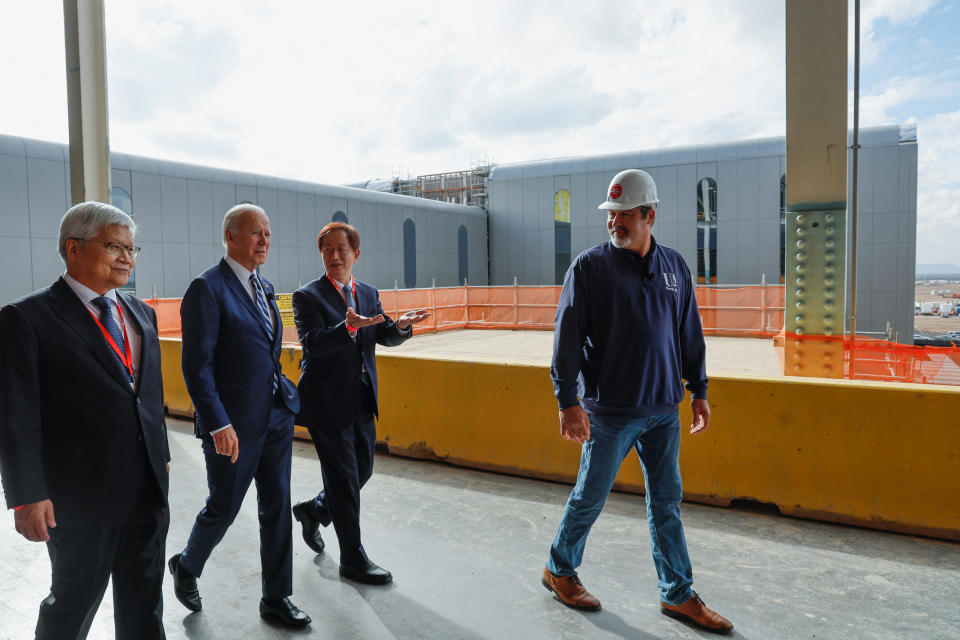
[541,169,733,634]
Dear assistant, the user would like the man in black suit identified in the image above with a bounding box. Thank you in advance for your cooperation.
[0,201,170,639]
[168,204,310,628]
[292,222,429,584]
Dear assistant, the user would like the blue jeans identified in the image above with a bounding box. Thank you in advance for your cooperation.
[547,411,694,605]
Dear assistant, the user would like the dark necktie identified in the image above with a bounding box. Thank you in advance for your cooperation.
[249,274,279,393]
[91,296,134,383]
[343,284,358,337]
[249,273,275,339]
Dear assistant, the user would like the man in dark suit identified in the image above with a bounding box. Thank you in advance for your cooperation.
[167,204,309,628]
[0,201,170,639]
[292,222,429,585]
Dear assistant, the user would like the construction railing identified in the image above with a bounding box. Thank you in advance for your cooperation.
[143,283,960,386]
[146,283,784,338]
[776,333,960,386]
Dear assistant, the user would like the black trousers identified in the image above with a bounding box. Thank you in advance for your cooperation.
[36,504,169,640]
[305,382,377,567]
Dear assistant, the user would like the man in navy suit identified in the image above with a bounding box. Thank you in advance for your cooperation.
[168,204,310,628]
[0,201,170,639]
[291,222,429,585]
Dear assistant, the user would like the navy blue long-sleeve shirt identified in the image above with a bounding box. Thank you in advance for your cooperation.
[551,238,708,418]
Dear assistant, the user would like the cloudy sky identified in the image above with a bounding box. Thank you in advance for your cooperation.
[1,0,957,263]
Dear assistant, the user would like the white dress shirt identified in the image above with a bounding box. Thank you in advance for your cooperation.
[224,254,278,330]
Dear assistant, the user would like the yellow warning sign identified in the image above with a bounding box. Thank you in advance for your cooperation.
[274,293,296,327]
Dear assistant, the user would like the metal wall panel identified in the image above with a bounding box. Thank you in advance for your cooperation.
[131,171,162,243]
[30,238,61,293]
[185,180,213,244]
[27,159,69,238]
[188,243,216,281]
[278,246,299,293]
[296,192,316,249]
[276,189,298,248]
[0,236,33,301]
[0,155,29,237]
[133,241,164,298]
[162,243,190,298]
[160,176,188,243]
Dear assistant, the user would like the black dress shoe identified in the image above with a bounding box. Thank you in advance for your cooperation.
[339,558,393,585]
[168,553,202,612]
[292,501,325,554]
[260,597,311,628]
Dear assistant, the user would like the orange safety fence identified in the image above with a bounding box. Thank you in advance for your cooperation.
[695,286,785,338]
[776,332,960,386]
[145,284,786,339]
[146,284,785,338]
[378,286,562,334]
[144,286,960,386]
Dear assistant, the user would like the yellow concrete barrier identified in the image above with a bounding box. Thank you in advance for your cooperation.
[159,339,960,540]
[376,354,960,541]
[159,338,309,438]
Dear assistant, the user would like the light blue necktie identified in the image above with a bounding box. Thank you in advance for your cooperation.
[91,296,134,383]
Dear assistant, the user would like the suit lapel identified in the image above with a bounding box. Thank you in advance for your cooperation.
[48,278,135,393]
[319,274,348,312]
[218,259,274,340]
[118,291,153,382]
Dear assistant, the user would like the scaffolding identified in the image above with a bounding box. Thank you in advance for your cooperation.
[416,164,490,209]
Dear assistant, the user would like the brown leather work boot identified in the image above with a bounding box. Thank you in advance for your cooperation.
[660,592,733,634]
[541,568,601,611]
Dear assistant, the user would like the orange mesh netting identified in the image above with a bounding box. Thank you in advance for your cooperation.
[776,332,960,386]
[146,285,784,338]
[146,287,960,386]
[696,286,784,338]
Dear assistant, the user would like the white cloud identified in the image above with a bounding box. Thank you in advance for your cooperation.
[915,109,960,265]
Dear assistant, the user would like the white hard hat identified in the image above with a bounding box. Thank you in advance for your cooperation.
[597,169,659,210]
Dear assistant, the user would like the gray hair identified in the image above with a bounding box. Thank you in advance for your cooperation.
[222,203,267,248]
[58,201,137,262]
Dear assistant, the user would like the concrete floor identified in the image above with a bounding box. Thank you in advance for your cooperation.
[392,330,785,378]
[2,418,958,639]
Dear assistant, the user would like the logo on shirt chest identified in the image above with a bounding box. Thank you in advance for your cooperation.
[663,272,679,293]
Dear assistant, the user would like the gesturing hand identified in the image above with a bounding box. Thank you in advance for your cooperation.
[559,405,591,444]
[14,499,56,542]
[397,310,431,330]
[213,426,239,463]
[346,307,384,329]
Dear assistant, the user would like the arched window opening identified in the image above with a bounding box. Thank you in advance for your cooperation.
[696,178,718,284]
[403,219,416,288]
[458,225,469,285]
[554,188,571,284]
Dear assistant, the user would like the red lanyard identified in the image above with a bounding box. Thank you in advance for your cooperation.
[87,299,134,378]
[326,274,356,306]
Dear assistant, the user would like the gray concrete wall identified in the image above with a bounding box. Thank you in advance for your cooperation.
[0,135,488,302]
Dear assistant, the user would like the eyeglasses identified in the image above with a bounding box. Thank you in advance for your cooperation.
[74,238,142,257]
